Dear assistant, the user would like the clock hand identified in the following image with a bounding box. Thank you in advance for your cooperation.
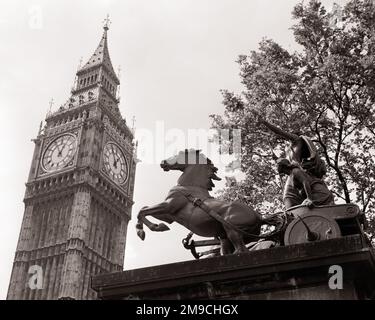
[58,148,64,157]
[57,144,64,157]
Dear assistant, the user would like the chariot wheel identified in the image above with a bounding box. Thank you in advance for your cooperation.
[284,212,341,245]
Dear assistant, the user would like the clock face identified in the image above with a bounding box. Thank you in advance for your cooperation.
[42,134,77,173]
[103,143,128,184]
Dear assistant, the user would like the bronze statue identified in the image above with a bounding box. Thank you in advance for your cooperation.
[259,119,326,178]
[256,117,331,208]
[136,149,285,255]
[277,158,334,208]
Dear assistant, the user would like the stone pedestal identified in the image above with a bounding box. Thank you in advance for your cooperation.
[91,235,375,300]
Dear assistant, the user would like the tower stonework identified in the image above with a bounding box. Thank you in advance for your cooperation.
[7,23,136,300]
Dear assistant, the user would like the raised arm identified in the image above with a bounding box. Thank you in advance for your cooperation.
[258,118,299,142]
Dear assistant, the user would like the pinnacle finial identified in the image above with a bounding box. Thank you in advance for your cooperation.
[78,56,83,69]
[38,121,43,135]
[49,98,54,111]
[102,14,111,31]
[117,65,121,78]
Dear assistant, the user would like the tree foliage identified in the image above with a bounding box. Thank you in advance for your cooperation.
[211,0,375,240]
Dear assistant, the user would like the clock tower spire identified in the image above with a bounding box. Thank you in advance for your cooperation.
[7,19,137,300]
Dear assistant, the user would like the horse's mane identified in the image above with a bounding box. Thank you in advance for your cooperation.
[179,149,220,190]
[180,148,217,168]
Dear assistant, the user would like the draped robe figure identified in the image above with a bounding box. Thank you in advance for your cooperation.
[259,119,333,209]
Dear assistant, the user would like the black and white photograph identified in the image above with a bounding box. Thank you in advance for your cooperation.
[1,0,375,307]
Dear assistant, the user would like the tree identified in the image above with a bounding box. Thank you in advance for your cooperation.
[210,0,375,241]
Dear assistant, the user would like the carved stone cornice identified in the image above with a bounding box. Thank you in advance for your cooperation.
[44,118,84,138]
[14,242,67,263]
[13,242,122,272]
[46,100,97,122]
[84,246,123,271]
[84,117,105,131]
[24,167,133,219]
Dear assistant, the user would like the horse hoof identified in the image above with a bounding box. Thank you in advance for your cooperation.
[156,223,170,232]
[233,249,248,255]
[137,230,146,240]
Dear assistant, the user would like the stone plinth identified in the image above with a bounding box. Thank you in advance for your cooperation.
[91,235,375,300]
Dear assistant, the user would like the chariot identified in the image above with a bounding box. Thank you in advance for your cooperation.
[183,203,369,259]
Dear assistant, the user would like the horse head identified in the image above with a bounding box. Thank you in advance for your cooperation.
[160,149,221,190]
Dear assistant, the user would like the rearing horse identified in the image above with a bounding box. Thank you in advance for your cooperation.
[136,149,284,254]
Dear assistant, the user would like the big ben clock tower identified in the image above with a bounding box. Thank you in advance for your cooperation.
[7,18,137,300]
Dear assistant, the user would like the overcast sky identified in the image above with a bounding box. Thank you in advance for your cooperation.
[0,0,345,299]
